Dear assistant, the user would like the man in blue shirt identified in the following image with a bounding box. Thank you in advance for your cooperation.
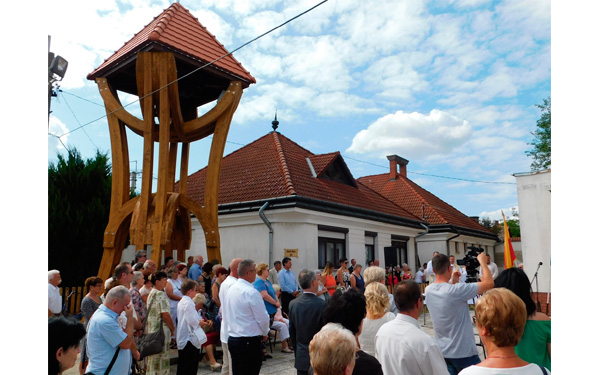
[188,255,204,282]
[86,285,136,375]
[278,257,299,315]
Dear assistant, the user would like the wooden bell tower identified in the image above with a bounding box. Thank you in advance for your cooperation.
[87,3,255,280]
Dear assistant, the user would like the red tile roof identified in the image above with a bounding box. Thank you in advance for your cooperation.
[357,173,495,234]
[308,152,340,176]
[182,132,422,223]
[87,2,255,85]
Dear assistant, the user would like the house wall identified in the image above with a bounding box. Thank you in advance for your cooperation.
[416,234,498,270]
[187,207,425,273]
[515,170,551,294]
[119,214,497,280]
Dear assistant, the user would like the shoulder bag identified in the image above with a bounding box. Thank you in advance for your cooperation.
[138,292,165,358]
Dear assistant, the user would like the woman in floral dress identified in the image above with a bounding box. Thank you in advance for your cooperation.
[145,271,176,375]
[401,263,413,280]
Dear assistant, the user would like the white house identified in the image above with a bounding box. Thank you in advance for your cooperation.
[514,169,551,308]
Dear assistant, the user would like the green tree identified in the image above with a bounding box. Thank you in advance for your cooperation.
[48,148,112,286]
[506,218,521,238]
[506,208,520,237]
[479,217,501,235]
[526,97,551,170]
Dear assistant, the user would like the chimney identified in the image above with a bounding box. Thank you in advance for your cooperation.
[386,155,409,180]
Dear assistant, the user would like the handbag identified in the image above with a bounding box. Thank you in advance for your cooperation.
[138,293,165,358]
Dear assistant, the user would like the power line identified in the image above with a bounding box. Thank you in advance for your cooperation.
[58,90,100,150]
[60,90,105,107]
[55,0,330,139]
[341,155,516,184]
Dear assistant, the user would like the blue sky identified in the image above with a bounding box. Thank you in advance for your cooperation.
[47,0,551,221]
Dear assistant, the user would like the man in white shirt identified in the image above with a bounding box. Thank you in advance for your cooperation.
[376,280,449,375]
[483,254,499,279]
[425,251,439,283]
[219,258,243,375]
[224,259,270,375]
[449,255,467,283]
[414,264,426,284]
[48,270,62,317]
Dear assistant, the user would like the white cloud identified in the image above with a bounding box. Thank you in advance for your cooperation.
[496,0,550,41]
[479,206,519,221]
[362,53,430,100]
[309,91,379,117]
[335,0,430,55]
[48,116,70,157]
[444,0,491,8]
[277,35,355,91]
[187,7,236,47]
[233,82,316,124]
[346,109,472,159]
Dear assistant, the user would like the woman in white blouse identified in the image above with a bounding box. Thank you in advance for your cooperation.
[176,279,211,375]
[358,282,395,356]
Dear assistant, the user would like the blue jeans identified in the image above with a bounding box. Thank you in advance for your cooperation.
[444,355,481,375]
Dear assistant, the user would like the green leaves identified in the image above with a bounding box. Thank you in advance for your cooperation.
[48,148,112,286]
[525,97,551,171]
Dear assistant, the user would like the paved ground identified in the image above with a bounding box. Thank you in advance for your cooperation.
[64,310,485,375]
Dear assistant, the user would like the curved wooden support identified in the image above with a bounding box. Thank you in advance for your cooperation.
[103,197,140,248]
[97,78,145,134]
[179,195,220,263]
[96,78,242,145]
[182,81,240,142]
[205,83,243,215]
[166,56,188,143]
[99,217,131,281]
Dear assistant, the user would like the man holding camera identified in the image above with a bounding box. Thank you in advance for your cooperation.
[424,252,494,375]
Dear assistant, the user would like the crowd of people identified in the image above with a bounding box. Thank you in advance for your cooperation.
[48,251,550,375]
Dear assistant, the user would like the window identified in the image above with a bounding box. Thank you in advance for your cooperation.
[365,244,374,264]
[318,237,346,269]
[365,231,376,265]
[391,236,408,266]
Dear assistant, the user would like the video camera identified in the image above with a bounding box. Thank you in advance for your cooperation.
[456,246,484,283]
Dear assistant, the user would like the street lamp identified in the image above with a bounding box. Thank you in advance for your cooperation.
[48,36,68,124]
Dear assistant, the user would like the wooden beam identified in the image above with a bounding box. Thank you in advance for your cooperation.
[133,52,156,250]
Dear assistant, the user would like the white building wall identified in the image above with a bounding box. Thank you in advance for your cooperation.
[515,170,551,293]
[416,234,498,270]
[187,207,424,273]
[347,228,366,266]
